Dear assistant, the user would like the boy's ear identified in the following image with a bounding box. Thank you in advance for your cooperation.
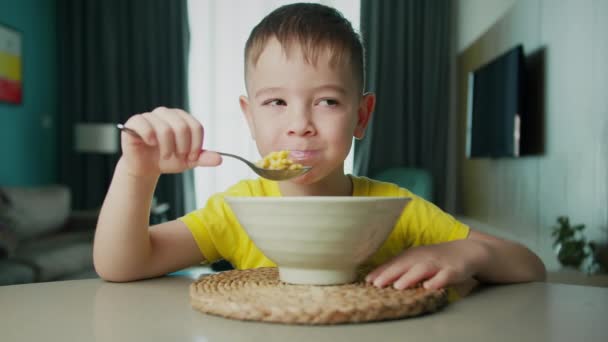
[353,92,376,140]
[239,95,256,140]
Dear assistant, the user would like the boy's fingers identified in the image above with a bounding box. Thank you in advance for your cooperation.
[144,113,175,160]
[365,253,410,284]
[371,261,411,288]
[123,114,157,146]
[365,263,389,283]
[196,150,222,167]
[393,263,438,290]
[423,268,455,290]
[151,108,191,158]
[175,110,204,161]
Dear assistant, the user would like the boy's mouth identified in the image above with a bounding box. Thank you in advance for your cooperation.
[289,150,319,162]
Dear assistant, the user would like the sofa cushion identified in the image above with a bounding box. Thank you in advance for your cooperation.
[0,186,71,240]
[0,260,36,285]
[0,191,18,257]
[16,230,94,282]
[0,220,17,258]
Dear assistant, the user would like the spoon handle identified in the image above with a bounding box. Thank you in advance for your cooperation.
[217,152,257,168]
[116,123,311,181]
[116,123,143,139]
[117,124,250,166]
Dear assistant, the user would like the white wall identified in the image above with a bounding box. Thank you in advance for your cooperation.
[455,0,517,52]
[454,0,608,270]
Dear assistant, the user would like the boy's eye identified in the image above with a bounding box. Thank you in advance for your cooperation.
[318,99,339,106]
[264,99,286,106]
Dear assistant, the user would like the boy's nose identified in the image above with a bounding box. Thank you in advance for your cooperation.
[287,110,316,137]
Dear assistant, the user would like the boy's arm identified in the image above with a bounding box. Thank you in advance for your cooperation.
[465,229,547,284]
[366,229,546,292]
[93,159,203,282]
[93,107,221,282]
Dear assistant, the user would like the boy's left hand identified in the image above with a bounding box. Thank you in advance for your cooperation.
[365,240,482,290]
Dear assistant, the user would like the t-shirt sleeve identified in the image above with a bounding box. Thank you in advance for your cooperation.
[424,209,470,244]
[178,193,236,263]
[399,195,470,247]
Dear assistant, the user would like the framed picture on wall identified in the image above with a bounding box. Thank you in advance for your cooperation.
[0,23,22,104]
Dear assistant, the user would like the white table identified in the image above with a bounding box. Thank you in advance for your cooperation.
[1,275,607,341]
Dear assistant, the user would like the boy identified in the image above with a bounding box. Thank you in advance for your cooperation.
[93,3,545,296]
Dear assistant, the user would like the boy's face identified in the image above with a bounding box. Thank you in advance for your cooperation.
[240,38,374,184]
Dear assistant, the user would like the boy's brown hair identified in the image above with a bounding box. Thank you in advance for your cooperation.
[244,3,365,92]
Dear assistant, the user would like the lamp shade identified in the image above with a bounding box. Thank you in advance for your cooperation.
[74,123,119,154]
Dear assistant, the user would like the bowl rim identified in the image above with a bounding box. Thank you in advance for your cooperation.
[225,196,412,203]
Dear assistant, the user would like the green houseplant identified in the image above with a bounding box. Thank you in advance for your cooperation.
[552,216,600,273]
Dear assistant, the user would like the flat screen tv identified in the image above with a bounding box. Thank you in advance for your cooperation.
[466,45,524,158]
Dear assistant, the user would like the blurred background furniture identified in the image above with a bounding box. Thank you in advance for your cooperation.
[0,185,98,286]
[373,167,434,202]
[150,197,171,225]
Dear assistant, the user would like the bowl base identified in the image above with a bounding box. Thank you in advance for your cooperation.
[278,267,357,285]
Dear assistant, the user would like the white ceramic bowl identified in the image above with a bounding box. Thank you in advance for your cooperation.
[225,196,411,285]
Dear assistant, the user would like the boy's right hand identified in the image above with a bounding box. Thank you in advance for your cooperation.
[120,107,222,178]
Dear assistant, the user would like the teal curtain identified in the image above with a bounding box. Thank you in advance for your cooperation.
[355,0,451,208]
[57,0,194,217]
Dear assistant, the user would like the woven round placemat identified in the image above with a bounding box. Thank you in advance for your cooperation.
[190,267,448,325]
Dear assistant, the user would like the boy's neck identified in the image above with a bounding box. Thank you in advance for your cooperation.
[278,171,353,196]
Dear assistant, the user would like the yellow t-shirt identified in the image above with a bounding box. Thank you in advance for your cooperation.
[179,176,470,271]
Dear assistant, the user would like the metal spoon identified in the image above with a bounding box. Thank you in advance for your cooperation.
[116,124,312,181]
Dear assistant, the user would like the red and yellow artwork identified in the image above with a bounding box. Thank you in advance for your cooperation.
[0,24,22,104]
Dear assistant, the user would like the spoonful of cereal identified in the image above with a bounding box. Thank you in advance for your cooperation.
[219,150,311,181]
[117,124,312,181]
